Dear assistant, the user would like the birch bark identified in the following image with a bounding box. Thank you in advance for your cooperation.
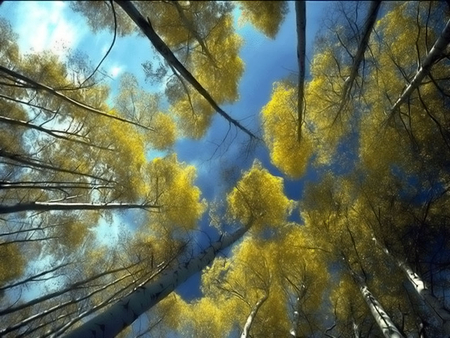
[64,226,249,338]
[240,293,268,338]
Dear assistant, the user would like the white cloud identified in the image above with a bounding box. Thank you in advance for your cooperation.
[12,1,84,58]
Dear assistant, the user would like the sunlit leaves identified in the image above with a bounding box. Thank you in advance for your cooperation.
[151,112,176,150]
[114,72,177,150]
[237,1,289,39]
[148,154,206,232]
[261,82,313,178]
[360,1,450,180]
[166,13,245,139]
[227,160,294,230]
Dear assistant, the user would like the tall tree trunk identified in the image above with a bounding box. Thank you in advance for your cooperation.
[64,226,250,338]
[295,0,306,142]
[0,262,142,317]
[0,66,153,131]
[240,293,268,338]
[1,268,144,337]
[114,0,258,140]
[335,1,381,121]
[386,19,450,124]
[0,149,111,183]
[0,201,160,214]
[356,278,405,338]
[0,114,111,150]
[289,295,301,337]
[374,237,450,333]
[352,316,360,338]
[169,0,216,65]
[398,261,450,333]
[344,255,404,338]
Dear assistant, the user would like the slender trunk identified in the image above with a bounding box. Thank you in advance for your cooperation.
[295,1,306,142]
[335,1,381,121]
[355,276,404,338]
[399,261,450,333]
[114,0,258,140]
[0,182,113,191]
[0,66,154,131]
[343,252,404,338]
[386,19,450,123]
[65,226,249,338]
[169,0,216,64]
[2,268,144,337]
[352,316,360,338]
[289,296,301,337]
[0,236,60,245]
[0,201,160,214]
[0,114,112,150]
[0,180,113,190]
[240,293,268,338]
[0,149,112,183]
[47,264,171,338]
[375,238,450,332]
[0,262,71,291]
[0,224,59,237]
[0,262,141,316]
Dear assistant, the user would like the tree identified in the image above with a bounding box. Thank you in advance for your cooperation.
[2,1,450,337]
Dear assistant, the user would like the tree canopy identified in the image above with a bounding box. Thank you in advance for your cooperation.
[1,1,450,337]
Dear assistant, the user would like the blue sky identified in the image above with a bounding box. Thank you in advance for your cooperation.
[0,0,332,334]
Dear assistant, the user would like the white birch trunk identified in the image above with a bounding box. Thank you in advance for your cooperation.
[0,201,160,214]
[289,296,301,337]
[64,226,249,338]
[240,293,268,338]
[374,237,450,333]
[357,281,405,338]
[398,261,450,333]
[387,19,450,121]
[352,317,360,338]
[0,65,152,131]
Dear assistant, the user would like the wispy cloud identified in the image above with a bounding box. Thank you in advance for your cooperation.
[10,1,85,58]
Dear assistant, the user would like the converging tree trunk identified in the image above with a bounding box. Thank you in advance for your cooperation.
[295,0,306,142]
[0,201,160,214]
[335,0,381,120]
[386,19,450,124]
[240,293,268,338]
[375,239,450,333]
[64,226,249,338]
[0,65,153,131]
[357,278,404,338]
[114,0,258,140]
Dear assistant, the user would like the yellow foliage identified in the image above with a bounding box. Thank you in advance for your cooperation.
[104,117,148,200]
[171,91,214,139]
[237,1,289,39]
[150,112,176,150]
[148,154,206,232]
[227,160,294,230]
[171,15,244,139]
[262,82,313,178]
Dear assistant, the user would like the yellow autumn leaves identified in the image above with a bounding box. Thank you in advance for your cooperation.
[148,154,206,233]
[226,160,294,231]
[261,82,313,178]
